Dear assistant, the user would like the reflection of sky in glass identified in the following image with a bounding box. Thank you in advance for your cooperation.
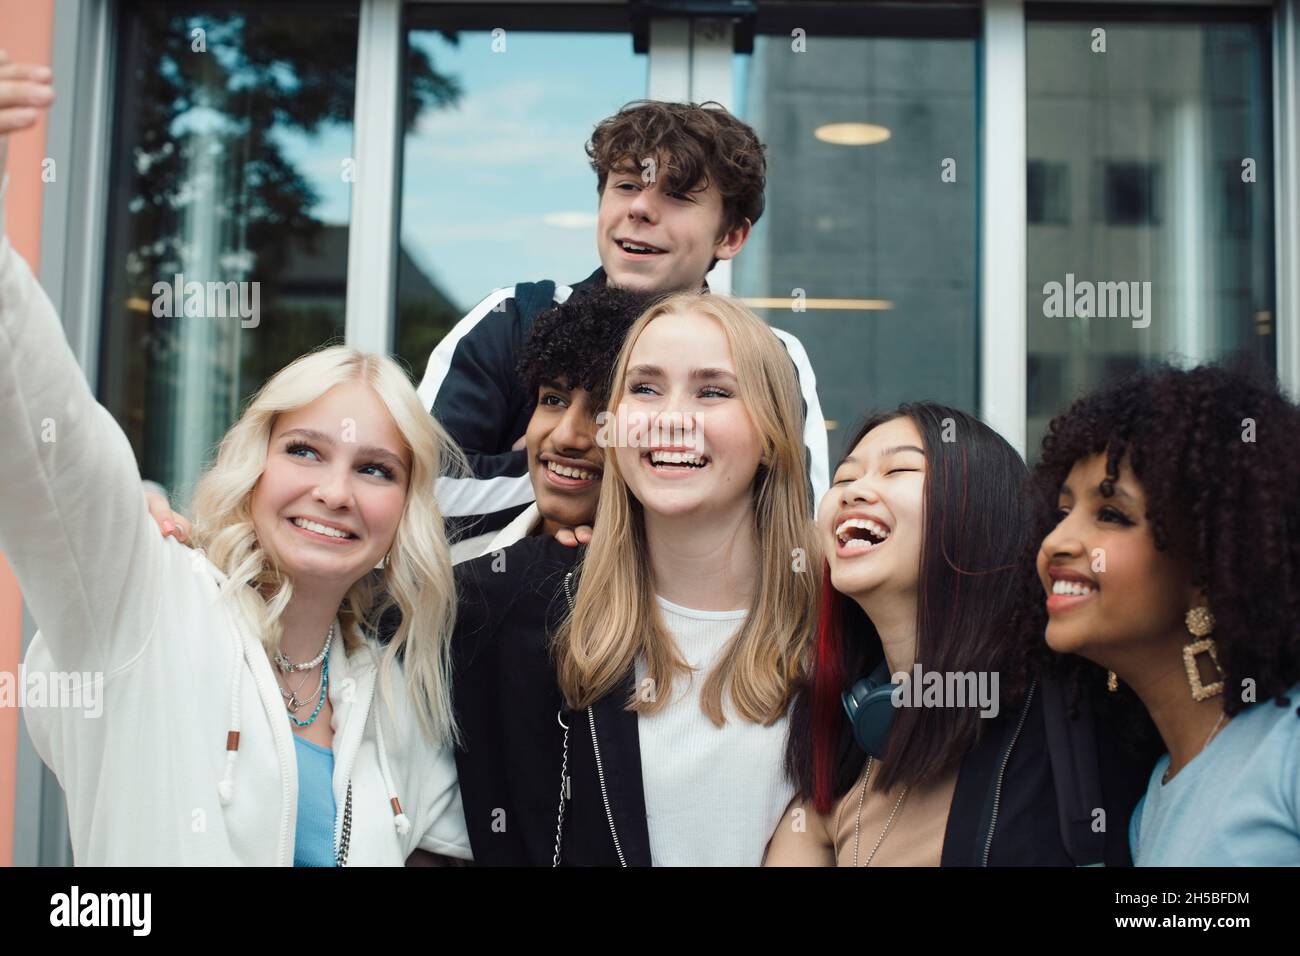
[728,34,979,437]
[277,33,645,313]
[730,51,770,296]
[397,32,647,312]
[274,122,355,225]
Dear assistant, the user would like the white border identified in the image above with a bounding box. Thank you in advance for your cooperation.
[1276,0,1300,397]
[649,18,692,100]
[680,17,735,294]
[346,0,404,353]
[981,0,1028,457]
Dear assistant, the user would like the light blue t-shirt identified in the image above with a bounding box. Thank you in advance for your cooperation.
[293,735,338,868]
[1129,687,1300,866]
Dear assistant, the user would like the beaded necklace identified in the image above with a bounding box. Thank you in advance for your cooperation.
[288,646,330,728]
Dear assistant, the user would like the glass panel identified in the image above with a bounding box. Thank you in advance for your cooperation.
[731,32,979,458]
[1026,15,1275,457]
[99,2,362,505]
[394,25,648,378]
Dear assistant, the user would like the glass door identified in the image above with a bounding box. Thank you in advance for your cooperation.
[729,7,981,458]
[393,4,649,376]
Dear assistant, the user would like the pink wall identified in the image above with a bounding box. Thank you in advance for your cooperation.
[0,0,56,867]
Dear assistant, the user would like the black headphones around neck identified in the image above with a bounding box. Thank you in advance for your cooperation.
[841,661,901,759]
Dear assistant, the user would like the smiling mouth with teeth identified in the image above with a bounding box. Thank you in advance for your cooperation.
[546,460,600,481]
[291,516,356,540]
[835,517,891,551]
[617,240,666,255]
[646,449,708,469]
[1050,580,1097,596]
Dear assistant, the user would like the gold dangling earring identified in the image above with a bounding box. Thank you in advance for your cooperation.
[1182,606,1224,701]
[1107,671,1118,693]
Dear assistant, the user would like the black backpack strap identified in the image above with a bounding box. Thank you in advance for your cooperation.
[513,280,558,336]
[505,280,559,438]
[1040,674,1108,865]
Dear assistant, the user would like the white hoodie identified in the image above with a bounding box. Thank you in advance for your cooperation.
[0,182,471,865]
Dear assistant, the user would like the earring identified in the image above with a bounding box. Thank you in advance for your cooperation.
[375,551,390,571]
[1106,671,1118,693]
[1182,606,1224,701]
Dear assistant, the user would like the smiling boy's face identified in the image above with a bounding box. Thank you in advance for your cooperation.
[526,380,604,534]
[596,154,750,294]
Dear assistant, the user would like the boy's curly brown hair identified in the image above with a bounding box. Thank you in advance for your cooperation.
[586,100,767,239]
[1011,361,1300,746]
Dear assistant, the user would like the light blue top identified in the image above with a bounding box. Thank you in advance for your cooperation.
[293,735,338,868]
[1129,686,1300,866]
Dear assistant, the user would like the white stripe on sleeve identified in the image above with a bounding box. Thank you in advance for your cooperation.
[436,471,538,519]
[416,285,517,411]
[771,327,830,509]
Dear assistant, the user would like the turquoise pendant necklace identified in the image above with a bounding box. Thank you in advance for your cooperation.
[288,648,330,728]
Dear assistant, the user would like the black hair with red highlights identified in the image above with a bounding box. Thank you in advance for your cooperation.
[785,403,1034,811]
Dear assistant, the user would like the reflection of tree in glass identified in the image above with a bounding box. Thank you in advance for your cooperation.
[105,6,462,501]
[121,9,459,296]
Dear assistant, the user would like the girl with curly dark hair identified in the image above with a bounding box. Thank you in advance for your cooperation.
[1029,362,1300,865]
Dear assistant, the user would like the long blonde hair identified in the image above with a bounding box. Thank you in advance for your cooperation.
[190,346,465,745]
[553,292,820,725]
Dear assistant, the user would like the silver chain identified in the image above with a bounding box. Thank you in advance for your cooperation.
[552,709,571,867]
[553,572,578,868]
[278,665,325,713]
[282,663,316,699]
[335,782,353,867]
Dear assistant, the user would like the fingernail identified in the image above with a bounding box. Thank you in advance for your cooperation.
[162,520,175,535]
[35,66,51,79]
[34,86,54,102]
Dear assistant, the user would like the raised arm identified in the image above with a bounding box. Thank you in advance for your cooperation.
[0,67,165,672]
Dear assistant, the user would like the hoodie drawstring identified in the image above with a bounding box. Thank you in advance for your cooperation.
[218,625,410,843]
[218,625,243,806]
[374,712,411,836]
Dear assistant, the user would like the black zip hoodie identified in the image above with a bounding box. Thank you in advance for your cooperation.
[450,535,1151,866]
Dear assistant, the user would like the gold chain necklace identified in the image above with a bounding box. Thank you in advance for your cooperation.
[1162,711,1227,785]
[851,757,911,867]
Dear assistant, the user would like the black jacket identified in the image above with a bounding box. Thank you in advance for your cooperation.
[938,675,1151,865]
[450,534,578,865]
[553,665,1151,866]
[451,536,1151,866]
